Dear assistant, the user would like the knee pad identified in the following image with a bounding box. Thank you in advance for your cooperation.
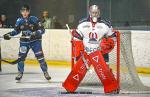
[19,46,28,54]
[19,46,28,61]
[35,51,44,61]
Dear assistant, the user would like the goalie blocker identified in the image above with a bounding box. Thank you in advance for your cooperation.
[63,35,119,93]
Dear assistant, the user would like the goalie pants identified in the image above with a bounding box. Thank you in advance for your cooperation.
[18,40,48,73]
[63,50,119,93]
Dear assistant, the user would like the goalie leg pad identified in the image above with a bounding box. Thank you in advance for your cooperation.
[89,50,119,93]
[71,40,84,68]
[63,52,91,92]
[72,40,84,58]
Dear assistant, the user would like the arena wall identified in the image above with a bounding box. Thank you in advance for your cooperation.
[0,29,149,68]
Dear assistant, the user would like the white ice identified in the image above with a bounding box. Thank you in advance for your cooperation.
[0,64,150,97]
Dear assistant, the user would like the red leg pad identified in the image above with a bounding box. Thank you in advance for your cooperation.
[72,40,84,58]
[62,53,91,92]
[89,50,119,93]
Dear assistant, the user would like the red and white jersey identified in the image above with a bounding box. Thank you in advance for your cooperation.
[76,17,114,54]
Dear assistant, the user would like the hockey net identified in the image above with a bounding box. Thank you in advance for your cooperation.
[72,30,150,93]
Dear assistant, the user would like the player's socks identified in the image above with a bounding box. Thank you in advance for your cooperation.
[44,72,51,80]
[15,72,23,80]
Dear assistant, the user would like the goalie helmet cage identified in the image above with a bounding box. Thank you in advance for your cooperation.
[71,30,150,93]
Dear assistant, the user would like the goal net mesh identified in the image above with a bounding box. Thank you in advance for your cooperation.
[80,30,150,93]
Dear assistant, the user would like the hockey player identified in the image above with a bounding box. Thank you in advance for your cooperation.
[3,5,51,81]
[63,5,119,94]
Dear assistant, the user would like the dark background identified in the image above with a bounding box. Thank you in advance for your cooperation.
[0,0,150,29]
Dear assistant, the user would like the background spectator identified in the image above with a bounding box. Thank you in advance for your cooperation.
[124,21,130,27]
[0,14,12,28]
[0,20,2,28]
[51,16,63,29]
[41,11,52,29]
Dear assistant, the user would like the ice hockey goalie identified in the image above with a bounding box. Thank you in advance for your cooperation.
[63,5,119,94]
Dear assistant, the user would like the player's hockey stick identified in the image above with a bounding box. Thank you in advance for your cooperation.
[0,36,30,65]
[0,36,30,39]
[1,59,21,65]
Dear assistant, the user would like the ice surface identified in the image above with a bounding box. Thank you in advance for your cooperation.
[0,64,150,97]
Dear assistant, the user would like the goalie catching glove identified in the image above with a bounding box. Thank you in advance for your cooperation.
[100,37,115,54]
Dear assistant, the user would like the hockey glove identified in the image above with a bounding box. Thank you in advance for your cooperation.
[72,29,83,40]
[100,38,115,54]
[3,33,11,40]
[30,32,41,39]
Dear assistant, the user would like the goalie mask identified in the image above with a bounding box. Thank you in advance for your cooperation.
[89,5,100,22]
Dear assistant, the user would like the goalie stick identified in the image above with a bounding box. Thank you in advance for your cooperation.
[66,24,93,72]
[66,24,72,36]
[66,24,77,68]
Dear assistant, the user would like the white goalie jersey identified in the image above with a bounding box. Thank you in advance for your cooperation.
[76,17,115,54]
